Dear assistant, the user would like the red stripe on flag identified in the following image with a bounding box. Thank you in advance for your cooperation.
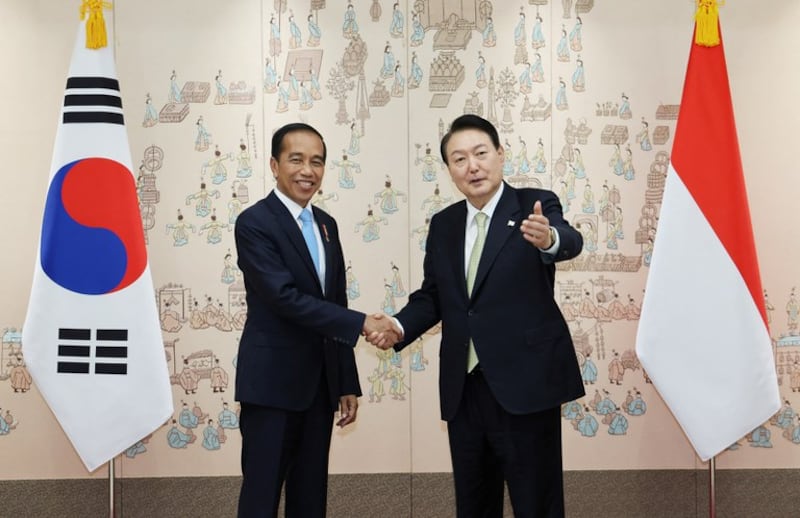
[670,26,766,325]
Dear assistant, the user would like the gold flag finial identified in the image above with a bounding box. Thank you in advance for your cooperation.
[80,1,113,49]
[694,0,724,47]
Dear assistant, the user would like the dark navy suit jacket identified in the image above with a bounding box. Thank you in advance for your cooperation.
[234,191,363,412]
[394,183,585,420]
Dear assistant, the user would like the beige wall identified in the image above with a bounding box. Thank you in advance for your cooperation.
[1,0,799,480]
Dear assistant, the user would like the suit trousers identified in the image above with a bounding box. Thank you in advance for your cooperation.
[447,368,565,518]
[237,374,333,518]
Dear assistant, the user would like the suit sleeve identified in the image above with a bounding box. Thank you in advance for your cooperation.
[392,217,443,351]
[539,190,583,264]
[337,343,361,396]
[235,212,365,346]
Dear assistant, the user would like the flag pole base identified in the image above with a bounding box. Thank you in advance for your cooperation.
[109,457,116,518]
[708,455,716,518]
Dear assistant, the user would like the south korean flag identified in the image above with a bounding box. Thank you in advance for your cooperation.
[22,7,172,472]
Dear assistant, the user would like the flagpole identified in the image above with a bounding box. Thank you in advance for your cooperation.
[108,457,116,518]
[708,456,716,518]
[95,8,118,513]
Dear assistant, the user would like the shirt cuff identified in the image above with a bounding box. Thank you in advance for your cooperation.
[392,317,405,339]
[539,227,560,255]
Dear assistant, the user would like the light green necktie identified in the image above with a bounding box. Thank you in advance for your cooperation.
[466,212,487,372]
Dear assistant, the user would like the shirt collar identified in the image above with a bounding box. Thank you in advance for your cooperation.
[273,188,309,221]
[466,181,504,223]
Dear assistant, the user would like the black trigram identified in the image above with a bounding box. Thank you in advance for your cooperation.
[57,328,128,375]
[62,76,124,125]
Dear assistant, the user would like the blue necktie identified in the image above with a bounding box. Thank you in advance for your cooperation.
[299,208,321,277]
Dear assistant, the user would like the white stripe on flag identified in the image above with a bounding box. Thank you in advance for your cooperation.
[636,167,779,460]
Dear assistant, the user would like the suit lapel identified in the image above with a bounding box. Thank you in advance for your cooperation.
[472,184,521,299]
[266,193,322,292]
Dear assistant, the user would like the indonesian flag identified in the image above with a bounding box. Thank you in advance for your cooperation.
[22,10,172,472]
[635,20,780,461]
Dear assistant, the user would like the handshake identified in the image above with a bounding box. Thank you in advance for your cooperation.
[362,313,403,350]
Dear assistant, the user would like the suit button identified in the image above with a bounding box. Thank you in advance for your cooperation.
[468,310,474,316]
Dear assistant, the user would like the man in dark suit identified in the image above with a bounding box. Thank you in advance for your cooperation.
[235,123,389,518]
[370,114,585,517]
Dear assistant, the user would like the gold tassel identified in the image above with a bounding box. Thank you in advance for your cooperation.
[694,0,724,47]
[80,1,113,49]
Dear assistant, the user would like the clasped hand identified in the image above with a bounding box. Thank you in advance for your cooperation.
[362,313,402,349]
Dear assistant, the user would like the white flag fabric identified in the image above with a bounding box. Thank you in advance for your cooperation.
[22,13,173,472]
[635,22,780,461]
